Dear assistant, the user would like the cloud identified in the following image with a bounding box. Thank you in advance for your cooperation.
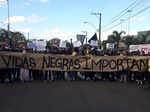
[26,14,47,23]
[44,29,75,41]
[5,14,47,24]
[130,16,146,22]
[21,28,33,34]
[22,1,31,6]
[137,16,146,22]
[31,29,75,41]
[130,29,138,35]
[28,0,33,2]
[0,0,6,3]
[38,0,49,3]
[0,0,7,7]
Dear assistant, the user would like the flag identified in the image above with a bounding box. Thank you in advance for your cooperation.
[88,33,98,43]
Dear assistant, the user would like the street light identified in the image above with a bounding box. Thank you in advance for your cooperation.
[84,22,98,31]
[81,31,87,44]
[127,10,132,35]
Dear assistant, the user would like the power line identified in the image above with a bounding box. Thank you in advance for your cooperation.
[102,4,150,32]
[86,0,103,22]
[87,0,110,25]
[94,0,109,13]
[102,11,128,29]
[102,0,149,30]
[91,0,102,13]
[105,0,145,28]
[130,0,146,10]
[100,0,110,11]
[102,0,139,28]
[93,0,110,20]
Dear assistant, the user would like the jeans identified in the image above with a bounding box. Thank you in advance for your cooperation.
[68,71,75,79]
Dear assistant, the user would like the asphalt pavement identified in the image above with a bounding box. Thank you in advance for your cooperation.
[0,80,150,112]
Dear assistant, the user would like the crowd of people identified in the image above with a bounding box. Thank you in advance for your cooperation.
[0,41,150,85]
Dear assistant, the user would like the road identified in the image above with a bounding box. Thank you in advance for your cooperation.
[0,80,150,112]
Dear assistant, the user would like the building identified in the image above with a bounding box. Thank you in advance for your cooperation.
[49,38,61,47]
[138,30,150,42]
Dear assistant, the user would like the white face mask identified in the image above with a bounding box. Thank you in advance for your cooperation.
[23,50,26,53]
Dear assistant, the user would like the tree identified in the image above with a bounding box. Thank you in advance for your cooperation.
[102,40,107,50]
[121,35,134,49]
[132,38,141,45]
[107,30,126,50]
[11,31,26,42]
[113,31,126,50]
[134,31,150,44]
[0,29,27,43]
[0,28,8,42]
[138,34,147,44]
[146,40,150,44]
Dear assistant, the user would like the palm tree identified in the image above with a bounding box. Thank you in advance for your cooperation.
[107,30,126,50]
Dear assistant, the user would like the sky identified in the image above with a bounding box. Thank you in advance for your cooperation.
[0,0,150,42]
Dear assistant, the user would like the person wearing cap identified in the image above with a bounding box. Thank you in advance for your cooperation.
[67,47,79,81]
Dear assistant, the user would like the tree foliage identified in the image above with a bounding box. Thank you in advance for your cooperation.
[0,29,27,45]
[103,30,150,50]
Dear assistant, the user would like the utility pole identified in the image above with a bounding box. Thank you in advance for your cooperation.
[127,10,132,35]
[91,13,102,41]
[7,0,11,46]
[120,19,124,31]
[28,33,29,41]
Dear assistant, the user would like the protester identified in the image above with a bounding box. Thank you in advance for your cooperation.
[119,51,128,83]
[67,47,79,81]
[136,51,145,85]
[84,46,95,81]
[20,45,29,83]
[0,41,13,83]
[1,40,150,86]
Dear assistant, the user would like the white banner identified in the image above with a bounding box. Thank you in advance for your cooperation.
[73,41,82,47]
[34,41,46,51]
[59,42,66,48]
[106,43,114,49]
[138,44,150,54]
[91,40,98,46]
[27,42,36,50]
